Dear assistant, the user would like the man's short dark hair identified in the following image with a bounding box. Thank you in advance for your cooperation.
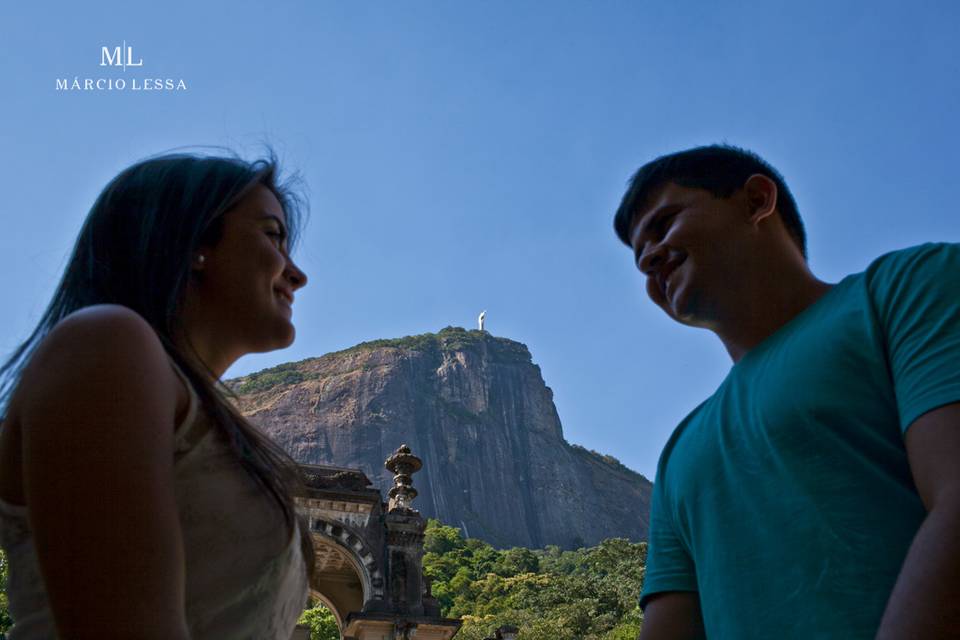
[613,144,807,259]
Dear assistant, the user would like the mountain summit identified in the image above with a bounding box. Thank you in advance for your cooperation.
[228,327,652,549]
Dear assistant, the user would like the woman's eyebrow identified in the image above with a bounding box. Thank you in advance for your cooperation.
[258,213,288,236]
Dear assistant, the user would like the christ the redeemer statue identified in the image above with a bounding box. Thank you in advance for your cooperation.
[478,310,486,332]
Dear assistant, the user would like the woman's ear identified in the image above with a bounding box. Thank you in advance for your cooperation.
[743,174,778,225]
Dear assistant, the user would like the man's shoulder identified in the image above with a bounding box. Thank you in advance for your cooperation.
[856,242,960,310]
[654,397,714,480]
[865,242,960,280]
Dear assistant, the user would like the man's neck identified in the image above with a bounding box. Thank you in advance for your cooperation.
[715,268,834,363]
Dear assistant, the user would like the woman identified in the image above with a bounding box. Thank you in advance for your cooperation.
[0,151,314,639]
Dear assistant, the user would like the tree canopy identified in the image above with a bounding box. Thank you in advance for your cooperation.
[422,520,646,640]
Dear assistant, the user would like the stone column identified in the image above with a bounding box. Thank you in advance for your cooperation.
[384,444,426,615]
[342,445,461,640]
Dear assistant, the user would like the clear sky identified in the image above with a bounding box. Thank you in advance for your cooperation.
[2,1,959,479]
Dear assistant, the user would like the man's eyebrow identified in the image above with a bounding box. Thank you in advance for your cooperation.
[258,213,288,235]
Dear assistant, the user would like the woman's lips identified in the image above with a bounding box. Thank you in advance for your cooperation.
[274,288,294,306]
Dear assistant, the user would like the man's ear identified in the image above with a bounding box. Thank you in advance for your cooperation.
[743,174,778,225]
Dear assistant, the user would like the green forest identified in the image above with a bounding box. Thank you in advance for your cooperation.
[1,521,647,639]
[298,520,647,640]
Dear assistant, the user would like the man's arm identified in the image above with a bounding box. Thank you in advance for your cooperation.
[638,592,706,640]
[875,402,960,639]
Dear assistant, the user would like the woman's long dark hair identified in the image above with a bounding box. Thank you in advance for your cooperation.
[0,149,314,578]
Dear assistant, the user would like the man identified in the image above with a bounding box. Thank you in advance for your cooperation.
[613,145,960,639]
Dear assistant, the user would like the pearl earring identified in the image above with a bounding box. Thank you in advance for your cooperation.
[197,255,206,264]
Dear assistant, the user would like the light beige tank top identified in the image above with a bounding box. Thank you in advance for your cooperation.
[0,355,309,639]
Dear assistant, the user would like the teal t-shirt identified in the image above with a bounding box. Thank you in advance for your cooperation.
[640,242,960,639]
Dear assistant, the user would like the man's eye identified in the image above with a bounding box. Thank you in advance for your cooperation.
[658,213,678,235]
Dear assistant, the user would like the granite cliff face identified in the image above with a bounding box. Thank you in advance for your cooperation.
[228,327,652,549]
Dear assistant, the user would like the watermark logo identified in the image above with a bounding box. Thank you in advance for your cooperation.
[56,42,188,92]
[100,41,143,69]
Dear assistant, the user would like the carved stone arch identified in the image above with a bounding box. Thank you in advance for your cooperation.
[293,456,460,639]
[307,516,387,625]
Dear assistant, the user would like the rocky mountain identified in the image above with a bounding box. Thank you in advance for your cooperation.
[227,327,652,549]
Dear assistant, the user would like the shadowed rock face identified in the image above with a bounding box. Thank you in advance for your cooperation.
[229,327,652,549]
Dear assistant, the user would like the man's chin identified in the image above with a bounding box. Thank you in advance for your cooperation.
[666,291,703,327]
[668,307,694,325]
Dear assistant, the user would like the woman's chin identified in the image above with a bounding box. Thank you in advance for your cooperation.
[274,323,296,349]
[246,323,296,354]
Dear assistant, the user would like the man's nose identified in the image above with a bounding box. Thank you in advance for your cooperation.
[638,242,667,276]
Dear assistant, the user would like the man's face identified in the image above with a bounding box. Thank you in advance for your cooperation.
[628,181,753,328]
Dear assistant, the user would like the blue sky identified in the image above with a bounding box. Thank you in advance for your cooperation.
[2,1,959,479]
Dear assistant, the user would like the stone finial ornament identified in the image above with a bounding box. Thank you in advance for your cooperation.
[384,444,423,513]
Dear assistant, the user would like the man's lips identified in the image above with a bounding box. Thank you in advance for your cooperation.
[657,257,685,299]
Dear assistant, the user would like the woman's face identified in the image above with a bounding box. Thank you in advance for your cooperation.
[188,184,308,361]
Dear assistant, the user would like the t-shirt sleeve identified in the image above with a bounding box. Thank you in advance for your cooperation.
[867,242,960,433]
[639,475,698,609]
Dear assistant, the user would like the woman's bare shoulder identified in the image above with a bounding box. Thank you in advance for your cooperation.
[14,303,194,638]
[35,304,163,355]
[13,304,187,429]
